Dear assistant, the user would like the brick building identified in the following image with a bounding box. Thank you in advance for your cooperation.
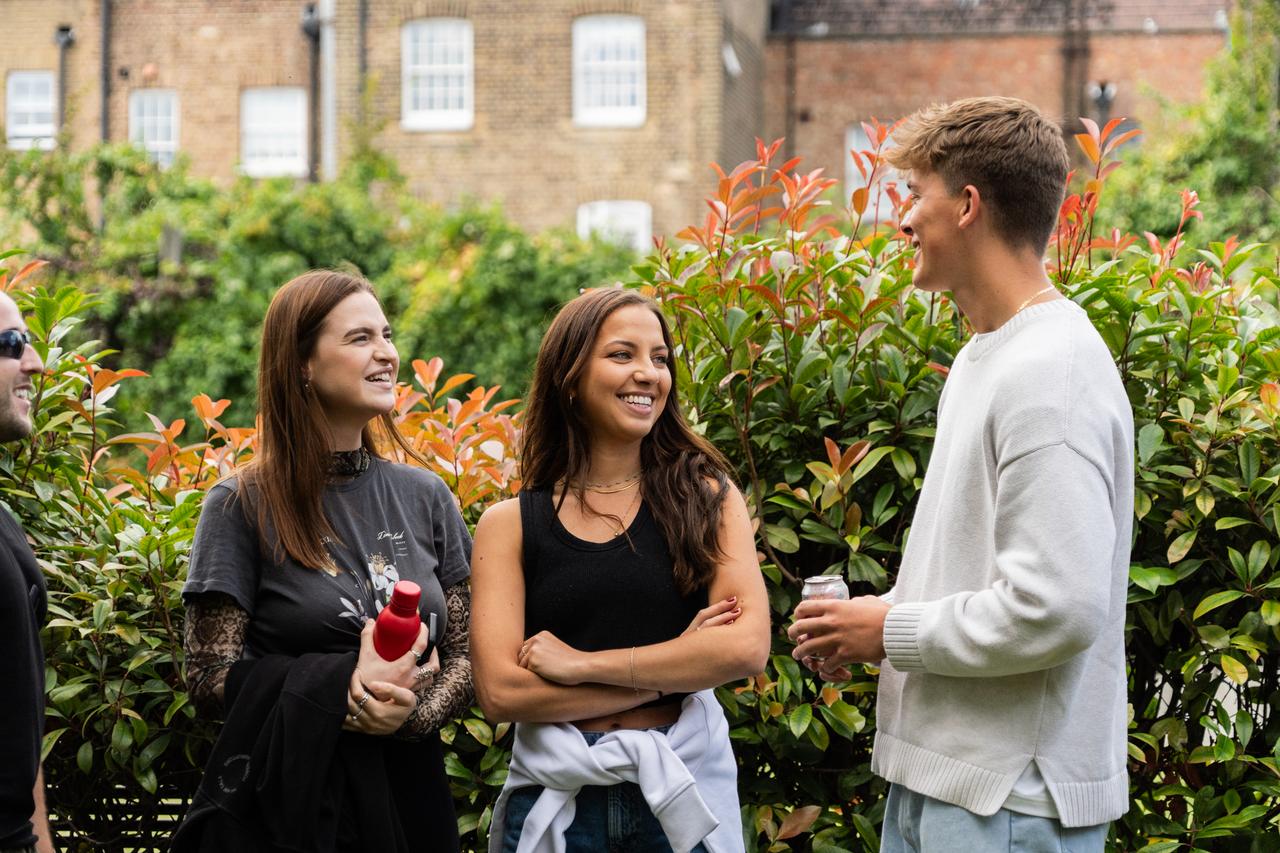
[1,0,1230,244]
[1,0,768,247]
[765,0,1231,202]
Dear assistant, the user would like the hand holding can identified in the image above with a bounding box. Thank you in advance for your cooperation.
[798,575,849,662]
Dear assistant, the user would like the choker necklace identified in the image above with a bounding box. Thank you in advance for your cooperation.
[329,447,372,479]
[580,471,643,494]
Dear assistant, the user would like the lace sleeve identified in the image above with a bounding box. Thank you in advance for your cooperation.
[183,592,249,717]
[400,580,474,737]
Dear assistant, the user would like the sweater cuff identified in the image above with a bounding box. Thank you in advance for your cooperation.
[883,602,927,671]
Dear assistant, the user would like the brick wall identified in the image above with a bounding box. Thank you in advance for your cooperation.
[348,0,738,238]
[763,30,1225,193]
[2,0,101,150]
[106,0,312,181]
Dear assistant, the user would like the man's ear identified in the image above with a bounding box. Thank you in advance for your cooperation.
[957,184,982,230]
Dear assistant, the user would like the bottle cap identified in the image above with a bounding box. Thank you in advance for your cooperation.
[389,580,421,611]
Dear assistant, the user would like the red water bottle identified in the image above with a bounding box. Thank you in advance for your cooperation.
[373,580,422,661]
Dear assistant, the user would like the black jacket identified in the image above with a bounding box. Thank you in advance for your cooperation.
[172,652,458,853]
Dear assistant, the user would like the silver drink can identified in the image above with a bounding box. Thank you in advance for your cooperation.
[801,575,850,601]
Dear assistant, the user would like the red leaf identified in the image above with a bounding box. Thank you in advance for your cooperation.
[777,805,822,840]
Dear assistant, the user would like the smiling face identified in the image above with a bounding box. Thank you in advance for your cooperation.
[574,304,672,446]
[0,294,44,443]
[304,291,399,441]
[901,168,968,293]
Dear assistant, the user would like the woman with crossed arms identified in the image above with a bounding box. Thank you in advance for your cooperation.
[472,288,770,852]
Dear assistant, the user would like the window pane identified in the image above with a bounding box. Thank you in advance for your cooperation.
[401,19,473,131]
[241,88,307,177]
[129,89,179,167]
[573,16,646,127]
[6,70,57,149]
[577,201,652,254]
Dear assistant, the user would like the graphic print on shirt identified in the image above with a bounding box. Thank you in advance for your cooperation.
[332,527,411,627]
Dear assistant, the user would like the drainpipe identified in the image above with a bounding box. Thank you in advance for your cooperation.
[302,3,321,182]
[1060,0,1090,132]
[780,0,796,159]
[54,25,75,133]
[320,0,337,179]
[100,0,111,141]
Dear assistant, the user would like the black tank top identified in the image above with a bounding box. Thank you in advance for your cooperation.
[519,489,708,704]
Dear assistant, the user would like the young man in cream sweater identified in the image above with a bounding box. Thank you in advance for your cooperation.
[788,97,1134,851]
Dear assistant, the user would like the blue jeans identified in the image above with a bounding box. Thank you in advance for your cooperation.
[500,729,709,853]
[881,784,1109,853]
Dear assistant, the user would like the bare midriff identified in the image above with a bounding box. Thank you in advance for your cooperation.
[573,701,681,732]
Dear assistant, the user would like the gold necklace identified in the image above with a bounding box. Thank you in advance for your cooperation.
[581,471,643,492]
[1013,285,1057,315]
[608,485,643,536]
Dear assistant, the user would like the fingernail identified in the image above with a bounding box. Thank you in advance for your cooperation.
[728,596,737,602]
[733,608,741,614]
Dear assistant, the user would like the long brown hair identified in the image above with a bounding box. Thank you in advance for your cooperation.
[521,288,733,594]
[238,270,424,570]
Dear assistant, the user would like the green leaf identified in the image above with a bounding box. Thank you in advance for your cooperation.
[1219,654,1248,684]
[92,598,112,632]
[1246,540,1271,582]
[137,734,170,770]
[1194,589,1245,620]
[788,703,813,738]
[1130,565,1177,593]
[40,727,68,763]
[850,446,894,485]
[1215,516,1252,530]
[725,307,751,347]
[1234,710,1254,749]
[764,524,800,554]
[1261,600,1280,627]
[111,718,134,753]
[1137,423,1165,464]
[463,718,493,747]
[1197,624,1230,649]
[1238,441,1260,484]
[1167,530,1197,564]
[77,741,93,774]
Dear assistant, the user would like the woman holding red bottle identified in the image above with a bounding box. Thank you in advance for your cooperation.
[174,271,473,852]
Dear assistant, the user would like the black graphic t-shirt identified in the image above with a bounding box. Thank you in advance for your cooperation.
[183,460,471,658]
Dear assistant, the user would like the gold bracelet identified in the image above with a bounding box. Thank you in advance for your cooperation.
[629,646,639,695]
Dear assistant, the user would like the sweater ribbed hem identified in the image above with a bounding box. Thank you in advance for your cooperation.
[873,729,1010,816]
[1049,772,1130,828]
[883,602,927,671]
[872,730,1130,828]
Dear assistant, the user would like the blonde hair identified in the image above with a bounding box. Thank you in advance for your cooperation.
[886,96,1069,253]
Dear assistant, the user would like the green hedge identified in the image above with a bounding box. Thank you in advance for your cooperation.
[1,126,1278,851]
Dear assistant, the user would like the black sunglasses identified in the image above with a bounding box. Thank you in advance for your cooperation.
[0,329,31,360]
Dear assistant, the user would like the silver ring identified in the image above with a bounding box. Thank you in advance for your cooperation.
[414,665,434,682]
[357,690,372,711]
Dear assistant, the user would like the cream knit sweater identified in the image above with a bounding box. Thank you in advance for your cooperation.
[874,299,1134,828]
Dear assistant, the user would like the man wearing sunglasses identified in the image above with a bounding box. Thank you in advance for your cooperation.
[0,291,54,853]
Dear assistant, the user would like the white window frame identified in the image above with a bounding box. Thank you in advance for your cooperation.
[6,71,56,151]
[577,200,653,254]
[401,18,474,132]
[240,87,308,178]
[845,124,898,227]
[572,15,646,128]
[129,89,180,167]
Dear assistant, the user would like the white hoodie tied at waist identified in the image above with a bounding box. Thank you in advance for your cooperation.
[489,690,744,853]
